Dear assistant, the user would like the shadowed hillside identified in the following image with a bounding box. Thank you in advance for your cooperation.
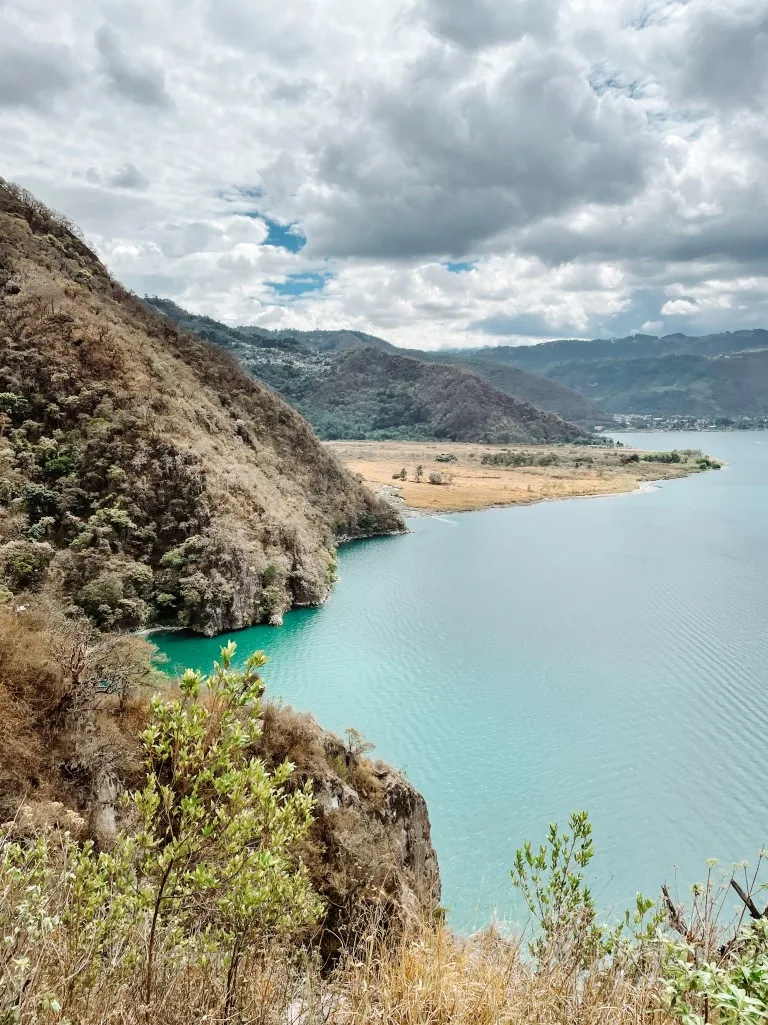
[0,180,403,636]
[301,346,586,443]
[414,351,611,426]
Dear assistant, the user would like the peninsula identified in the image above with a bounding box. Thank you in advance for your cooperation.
[327,440,722,513]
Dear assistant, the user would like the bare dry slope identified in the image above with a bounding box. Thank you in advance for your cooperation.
[0,180,403,635]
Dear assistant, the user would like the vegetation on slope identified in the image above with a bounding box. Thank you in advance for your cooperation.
[463,331,768,417]
[548,349,768,416]
[298,347,587,443]
[146,299,595,442]
[0,180,403,635]
[413,351,611,426]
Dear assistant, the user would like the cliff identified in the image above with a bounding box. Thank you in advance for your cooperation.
[259,703,441,955]
[0,603,440,951]
[0,180,404,636]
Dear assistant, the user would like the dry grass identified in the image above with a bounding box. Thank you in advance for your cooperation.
[326,922,671,1025]
[327,440,705,513]
[0,875,674,1025]
[0,604,158,820]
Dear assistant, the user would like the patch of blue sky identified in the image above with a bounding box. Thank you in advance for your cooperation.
[267,272,330,297]
[220,187,306,251]
[444,261,474,273]
[261,217,306,252]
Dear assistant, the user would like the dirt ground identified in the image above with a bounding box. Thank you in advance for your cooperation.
[326,440,703,513]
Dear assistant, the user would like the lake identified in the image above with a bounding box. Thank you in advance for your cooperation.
[154,432,768,931]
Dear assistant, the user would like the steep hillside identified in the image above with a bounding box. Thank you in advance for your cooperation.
[0,180,403,636]
[146,300,589,442]
[298,347,586,442]
[414,351,610,425]
[548,348,768,416]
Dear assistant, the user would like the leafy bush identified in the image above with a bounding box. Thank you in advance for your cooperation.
[642,451,682,464]
[0,643,320,1020]
[0,539,54,590]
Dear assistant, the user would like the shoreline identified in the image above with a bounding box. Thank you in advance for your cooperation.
[326,440,720,516]
[395,476,667,519]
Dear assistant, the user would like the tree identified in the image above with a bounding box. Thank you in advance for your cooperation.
[132,641,321,1010]
[0,643,321,1021]
[415,464,424,483]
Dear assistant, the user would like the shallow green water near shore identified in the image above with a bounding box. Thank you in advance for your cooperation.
[154,432,768,931]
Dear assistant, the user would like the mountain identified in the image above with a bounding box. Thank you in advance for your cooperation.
[0,180,403,636]
[413,351,610,426]
[467,330,768,375]
[146,300,591,442]
[146,301,398,355]
[456,331,768,416]
[288,346,586,443]
[548,348,768,416]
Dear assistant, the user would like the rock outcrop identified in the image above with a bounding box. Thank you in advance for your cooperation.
[259,704,441,957]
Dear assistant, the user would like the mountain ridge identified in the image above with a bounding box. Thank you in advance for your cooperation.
[146,300,600,439]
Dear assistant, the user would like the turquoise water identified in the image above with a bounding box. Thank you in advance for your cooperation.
[154,432,768,931]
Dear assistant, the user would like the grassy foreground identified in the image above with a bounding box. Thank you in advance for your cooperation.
[327,441,722,513]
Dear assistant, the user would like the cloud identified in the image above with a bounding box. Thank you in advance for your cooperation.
[665,2,768,113]
[473,312,569,338]
[96,25,172,107]
[1,0,767,349]
[0,43,75,108]
[419,0,559,50]
[108,162,150,190]
[300,44,654,260]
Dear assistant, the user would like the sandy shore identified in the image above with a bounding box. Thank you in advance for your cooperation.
[326,440,714,514]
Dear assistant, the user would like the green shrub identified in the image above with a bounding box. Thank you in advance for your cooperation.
[0,539,55,590]
[641,450,682,464]
[0,643,321,1019]
[664,920,768,1024]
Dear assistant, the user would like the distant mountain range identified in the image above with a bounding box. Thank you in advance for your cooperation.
[453,331,768,417]
[146,300,595,443]
[147,302,768,422]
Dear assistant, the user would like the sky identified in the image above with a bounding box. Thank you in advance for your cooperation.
[2,0,768,350]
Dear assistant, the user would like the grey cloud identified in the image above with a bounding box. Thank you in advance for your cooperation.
[303,47,654,259]
[671,5,768,112]
[420,0,559,49]
[96,26,172,107]
[16,177,160,239]
[0,43,75,109]
[472,312,568,337]
[514,183,768,272]
[206,0,311,58]
[108,162,150,190]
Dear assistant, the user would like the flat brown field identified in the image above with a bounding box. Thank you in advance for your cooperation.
[326,440,703,513]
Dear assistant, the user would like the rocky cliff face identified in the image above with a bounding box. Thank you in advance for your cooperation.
[0,179,404,636]
[259,704,441,955]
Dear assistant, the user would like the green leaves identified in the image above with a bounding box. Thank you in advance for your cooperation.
[664,919,768,1025]
[511,811,661,970]
[0,643,321,1019]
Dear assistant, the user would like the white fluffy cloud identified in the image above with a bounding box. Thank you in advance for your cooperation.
[2,0,768,348]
